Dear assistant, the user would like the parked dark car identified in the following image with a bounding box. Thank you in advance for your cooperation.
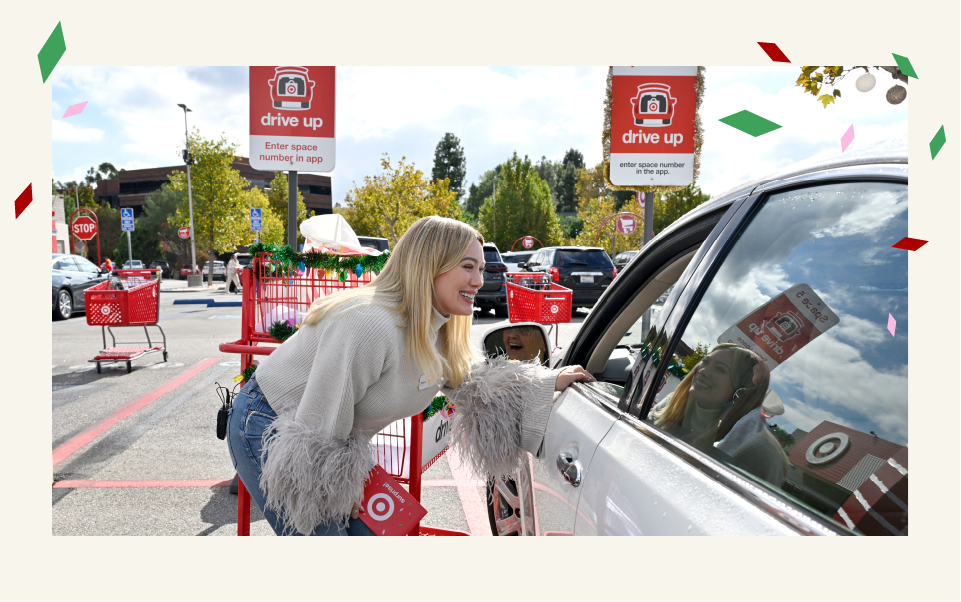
[612,250,639,272]
[482,141,909,536]
[474,243,508,317]
[520,246,616,309]
[357,236,391,253]
[149,259,172,278]
[52,253,109,320]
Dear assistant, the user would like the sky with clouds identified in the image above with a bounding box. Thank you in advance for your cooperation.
[51,66,908,204]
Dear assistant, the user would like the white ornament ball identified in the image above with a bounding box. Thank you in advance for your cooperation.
[855,72,876,92]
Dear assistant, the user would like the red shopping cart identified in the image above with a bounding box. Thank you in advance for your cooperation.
[218,252,468,536]
[505,272,573,348]
[84,269,167,373]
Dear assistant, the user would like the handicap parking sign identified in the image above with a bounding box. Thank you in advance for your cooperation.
[120,207,134,232]
[250,208,263,232]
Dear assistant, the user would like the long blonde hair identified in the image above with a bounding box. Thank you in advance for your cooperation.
[653,343,771,446]
[302,216,484,388]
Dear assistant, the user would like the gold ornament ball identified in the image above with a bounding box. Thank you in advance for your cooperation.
[886,84,907,105]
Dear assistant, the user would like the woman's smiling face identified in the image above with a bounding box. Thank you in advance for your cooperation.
[688,349,737,410]
[431,239,485,317]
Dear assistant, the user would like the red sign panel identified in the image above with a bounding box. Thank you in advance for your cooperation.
[522,236,534,249]
[616,214,637,235]
[717,283,839,368]
[358,465,428,536]
[178,227,191,240]
[249,66,335,172]
[610,66,697,187]
[72,216,98,241]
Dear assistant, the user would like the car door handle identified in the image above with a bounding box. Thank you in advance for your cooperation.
[556,452,583,487]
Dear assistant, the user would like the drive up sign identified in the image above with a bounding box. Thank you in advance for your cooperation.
[717,283,840,369]
[249,66,335,172]
[610,66,697,187]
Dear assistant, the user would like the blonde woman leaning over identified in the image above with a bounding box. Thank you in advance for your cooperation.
[226,216,593,536]
[649,343,789,485]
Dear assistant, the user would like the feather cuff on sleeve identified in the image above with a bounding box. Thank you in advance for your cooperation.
[447,356,561,480]
[259,415,371,535]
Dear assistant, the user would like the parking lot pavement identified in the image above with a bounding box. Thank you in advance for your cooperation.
[52,295,587,536]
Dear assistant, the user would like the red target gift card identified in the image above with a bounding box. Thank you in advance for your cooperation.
[359,465,428,536]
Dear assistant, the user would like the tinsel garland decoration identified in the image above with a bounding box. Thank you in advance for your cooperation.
[248,242,391,282]
[423,394,455,421]
[267,319,299,343]
[638,341,690,381]
[234,364,257,383]
[601,66,706,194]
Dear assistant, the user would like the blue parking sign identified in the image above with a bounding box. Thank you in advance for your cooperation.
[250,208,263,232]
[121,207,135,232]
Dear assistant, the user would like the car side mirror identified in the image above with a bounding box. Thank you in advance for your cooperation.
[515,262,527,270]
[483,323,551,367]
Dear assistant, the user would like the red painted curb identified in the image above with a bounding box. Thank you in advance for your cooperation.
[54,479,231,488]
[52,357,222,466]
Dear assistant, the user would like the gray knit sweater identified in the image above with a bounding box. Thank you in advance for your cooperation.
[254,296,562,534]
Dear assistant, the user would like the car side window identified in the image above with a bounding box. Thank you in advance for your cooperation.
[641,181,908,535]
[528,251,541,267]
[76,258,101,274]
[58,258,80,272]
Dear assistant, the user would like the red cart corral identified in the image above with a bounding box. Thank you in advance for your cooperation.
[84,269,167,373]
[219,253,469,536]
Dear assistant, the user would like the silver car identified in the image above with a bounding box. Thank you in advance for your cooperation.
[483,142,909,536]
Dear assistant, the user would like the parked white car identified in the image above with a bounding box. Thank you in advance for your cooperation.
[483,142,909,536]
[202,260,227,281]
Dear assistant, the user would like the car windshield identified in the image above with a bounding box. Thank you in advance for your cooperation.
[557,250,612,269]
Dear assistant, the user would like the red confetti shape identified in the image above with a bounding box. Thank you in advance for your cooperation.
[758,42,790,63]
[14,183,32,218]
[892,237,928,251]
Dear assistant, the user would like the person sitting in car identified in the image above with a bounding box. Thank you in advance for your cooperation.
[648,343,789,486]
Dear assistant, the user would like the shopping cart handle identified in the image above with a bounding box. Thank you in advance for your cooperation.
[219,340,277,356]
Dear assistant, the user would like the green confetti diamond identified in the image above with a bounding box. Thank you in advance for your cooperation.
[38,22,66,83]
[718,110,782,137]
[892,53,918,79]
[930,126,946,159]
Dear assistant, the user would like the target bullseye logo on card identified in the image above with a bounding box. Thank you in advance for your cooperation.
[366,493,394,521]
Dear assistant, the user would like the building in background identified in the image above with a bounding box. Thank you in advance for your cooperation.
[52,194,68,254]
[94,157,333,217]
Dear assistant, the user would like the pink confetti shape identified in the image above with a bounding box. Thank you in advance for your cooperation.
[62,101,88,118]
[840,124,855,152]
[887,314,896,337]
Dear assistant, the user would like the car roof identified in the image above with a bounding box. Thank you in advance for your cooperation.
[669,136,909,231]
[541,246,606,252]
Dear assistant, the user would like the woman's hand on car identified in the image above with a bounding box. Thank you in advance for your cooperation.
[555,365,595,392]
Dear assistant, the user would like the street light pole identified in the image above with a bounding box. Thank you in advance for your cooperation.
[178,104,200,287]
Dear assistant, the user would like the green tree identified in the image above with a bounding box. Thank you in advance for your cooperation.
[343,154,461,245]
[166,132,252,286]
[431,133,467,199]
[464,164,502,218]
[652,183,711,235]
[572,163,644,254]
[555,148,585,213]
[265,171,307,246]
[476,152,562,251]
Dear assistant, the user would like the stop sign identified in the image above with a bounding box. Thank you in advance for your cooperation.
[72,216,98,241]
[616,215,636,235]
[178,227,191,239]
[522,237,534,249]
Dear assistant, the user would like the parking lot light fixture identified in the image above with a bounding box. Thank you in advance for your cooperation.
[178,103,200,287]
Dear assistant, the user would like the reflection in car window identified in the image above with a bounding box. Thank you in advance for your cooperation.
[57,258,80,272]
[76,258,101,273]
[646,181,908,535]
[618,284,675,349]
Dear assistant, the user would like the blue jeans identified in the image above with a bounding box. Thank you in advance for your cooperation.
[226,374,375,536]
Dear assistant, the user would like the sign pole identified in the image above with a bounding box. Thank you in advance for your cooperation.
[126,230,133,265]
[288,171,298,248]
[643,192,654,246]
[186,163,198,274]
